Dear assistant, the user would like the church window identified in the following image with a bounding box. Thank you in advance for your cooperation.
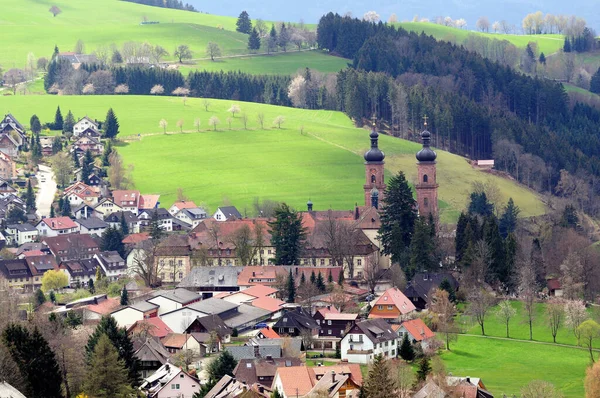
[371,174,376,184]
[424,198,429,207]
[423,174,428,183]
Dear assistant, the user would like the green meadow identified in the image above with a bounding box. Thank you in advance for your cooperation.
[397,22,564,55]
[0,95,545,220]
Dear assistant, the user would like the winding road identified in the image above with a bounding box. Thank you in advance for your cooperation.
[36,164,57,218]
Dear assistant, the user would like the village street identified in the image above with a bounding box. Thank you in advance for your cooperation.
[35,164,57,218]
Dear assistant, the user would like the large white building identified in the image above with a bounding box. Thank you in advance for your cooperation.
[340,318,399,364]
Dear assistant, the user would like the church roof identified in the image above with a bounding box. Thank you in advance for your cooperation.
[364,127,385,162]
[416,129,437,162]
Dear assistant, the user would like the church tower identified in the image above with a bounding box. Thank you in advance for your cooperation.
[415,121,439,219]
[364,122,386,207]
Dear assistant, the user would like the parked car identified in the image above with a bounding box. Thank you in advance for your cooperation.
[254,322,268,329]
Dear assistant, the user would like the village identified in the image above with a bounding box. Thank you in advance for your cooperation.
[0,111,498,398]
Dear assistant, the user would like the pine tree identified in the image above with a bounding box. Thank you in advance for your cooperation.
[560,204,579,229]
[439,278,456,302]
[120,286,129,306]
[236,11,252,34]
[102,140,113,166]
[468,192,494,217]
[30,114,42,134]
[499,198,520,238]
[84,334,133,398]
[539,52,546,64]
[248,28,261,51]
[34,288,46,307]
[408,216,436,278]
[120,211,129,235]
[50,203,55,218]
[399,333,415,361]
[101,226,125,258]
[25,180,36,213]
[81,149,93,184]
[484,216,505,284]
[49,290,56,303]
[72,149,80,168]
[149,210,164,240]
[337,269,344,285]
[286,269,296,303]
[378,171,417,265]
[88,278,95,294]
[61,198,71,216]
[328,270,333,284]
[103,108,120,139]
[591,67,600,95]
[267,203,306,265]
[363,355,396,398]
[416,357,431,382]
[310,270,316,284]
[63,110,75,134]
[2,324,63,398]
[299,272,306,285]
[316,271,326,292]
[53,106,63,131]
[85,316,139,386]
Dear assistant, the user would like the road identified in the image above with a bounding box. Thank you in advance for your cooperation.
[36,164,57,218]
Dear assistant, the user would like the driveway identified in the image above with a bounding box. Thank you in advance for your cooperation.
[36,164,57,218]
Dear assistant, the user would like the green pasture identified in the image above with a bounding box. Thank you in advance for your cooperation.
[0,95,545,221]
[396,22,564,55]
[442,336,588,397]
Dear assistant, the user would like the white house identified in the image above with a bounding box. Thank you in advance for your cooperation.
[36,217,79,237]
[4,224,38,246]
[395,318,435,350]
[159,298,239,333]
[94,198,123,219]
[146,288,200,316]
[213,206,242,221]
[139,363,200,398]
[340,318,399,364]
[76,218,108,236]
[73,116,99,137]
[168,201,198,215]
[111,190,140,214]
[139,208,173,232]
[111,301,159,328]
[174,208,207,229]
[94,251,127,280]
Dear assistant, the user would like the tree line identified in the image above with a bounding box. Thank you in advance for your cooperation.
[123,0,198,12]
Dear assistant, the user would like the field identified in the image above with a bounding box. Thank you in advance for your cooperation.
[396,22,564,55]
[0,95,545,221]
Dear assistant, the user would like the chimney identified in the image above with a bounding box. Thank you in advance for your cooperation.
[331,370,336,383]
[252,272,256,277]
[307,199,313,212]
[354,203,359,220]
[266,355,273,361]
[258,386,264,394]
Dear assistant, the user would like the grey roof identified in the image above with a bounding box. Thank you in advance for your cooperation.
[177,266,242,289]
[186,297,238,316]
[353,318,397,344]
[248,337,302,354]
[225,345,283,362]
[76,217,108,229]
[6,223,36,232]
[187,314,232,337]
[217,206,242,219]
[273,308,320,331]
[129,301,159,312]
[150,288,199,304]
[105,211,139,223]
[171,218,192,229]
[134,337,170,364]
[221,303,270,330]
[182,208,207,219]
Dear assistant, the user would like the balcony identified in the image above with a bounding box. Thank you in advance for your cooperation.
[347,349,373,355]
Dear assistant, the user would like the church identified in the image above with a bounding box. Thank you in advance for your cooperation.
[362,120,439,220]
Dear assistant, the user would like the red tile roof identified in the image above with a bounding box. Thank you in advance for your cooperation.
[128,318,173,339]
[139,194,160,210]
[171,201,198,210]
[190,218,272,250]
[122,232,151,244]
[237,266,284,287]
[40,216,77,230]
[547,278,561,291]
[22,250,46,257]
[161,333,189,349]
[112,190,140,207]
[275,366,314,397]
[401,318,435,341]
[250,296,285,312]
[258,327,280,339]
[372,288,416,315]
[86,297,120,316]
[242,284,278,298]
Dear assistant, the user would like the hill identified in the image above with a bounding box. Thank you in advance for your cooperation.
[0,0,342,75]
[1,95,546,222]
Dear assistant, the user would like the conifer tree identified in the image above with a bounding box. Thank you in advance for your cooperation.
[84,334,133,398]
[286,269,296,303]
[484,216,506,284]
[120,211,129,235]
[236,11,252,34]
[310,270,316,284]
[63,110,75,134]
[416,356,432,382]
[408,216,436,278]
[53,106,63,131]
[30,114,42,134]
[337,269,344,285]
[363,355,396,398]
[72,149,80,168]
[316,271,326,292]
[299,272,306,285]
[439,278,456,302]
[50,203,55,218]
[399,333,415,361]
[34,288,46,307]
[25,180,36,212]
[51,136,62,154]
[120,286,129,306]
[499,198,520,238]
[61,197,71,217]
[102,140,112,166]
[248,28,261,51]
[49,290,56,303]
[378,171,417,265]
[328,270,333,284]
[591,67,600,94]
[149,209,164,240]
[268,203,306,265]
[468,191,494,217]
[88,278,95,293]
[103,108,120,139]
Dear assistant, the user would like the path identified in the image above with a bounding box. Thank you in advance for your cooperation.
[36,164,57,218]
[186,48,314,63]
[460,333,600,352]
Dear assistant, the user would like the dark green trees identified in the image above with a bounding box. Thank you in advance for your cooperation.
[399,334,415,361]
[591,68,600,94]
[408,216,436,278]
[120,286,129,306]
[196,351,238,397]
[378,171,417,266]
[268,203,306,265]
[120,211,130,235]
[29,114,42,134]
[25,179,36,213]
[286,269,296,303]
[84,334,133,398]
[236,11,252,34]
[100,226,125,258]
[149,210,165,240]
[103,108,120,139]
[63,110,75,135]
[248,28,261,51]
[363,355,396,398]
[499,198,520,238]
[53,106,64,131]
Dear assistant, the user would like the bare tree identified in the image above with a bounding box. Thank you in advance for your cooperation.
[546,298,564,343]
[37,57,49,71]
[81,83,94,95]
[3,69,26,95]
[130,238,166,286]
[273,115,285,128]
[564,299,588,345]
[74,39,85,54]
[88,70,115,94]
[467,288,497,336]
[519,262,538,340]
[226,117,233,130]
[428,288,458,350]
[297,281,320,311]
[151,45,169,64]
[521,380,564,398]
[174,44,192,63]
[206,42,221,61]
[560,251,584,299]
[49,5,62,17]
[257,113,265,129]
[203,99,211,111]
[176,119,184,132]
[150,84,164,95]
[107,151,131,189]
[159,119,168,134]
[114,84,129,94]
[209,116,220,131]
[228,224,258,266]
[396,361,415,398]
[240,114,248,129]
[362,252,382,294]
[328,285,351,312]
[496,299,517,338]
[194,118,201,132]
[389,263,407,291]
[228,104,241,117]
[476,16,490,32]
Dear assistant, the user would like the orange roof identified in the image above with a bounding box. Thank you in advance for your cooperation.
[86,297,120,316]
[242,284,278,298]
[112,190,140,207]
[171,200,198,210]
[401,318,435,341]
[139,194,160,210]
[128,318,173,339]
[161,333,189,348]
[323,312,358,321]
[373,288,416,315]
[313,364,363,386]
[258,327,280,339]
[41,216,77,230]
[250,296,285,312]
[123,232,151,244]
[22,250,46,257]
[237,266,284,287]
[275,366,314,397]
[316,306,340,316]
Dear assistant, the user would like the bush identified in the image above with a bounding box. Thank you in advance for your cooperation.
[232,328,239,337]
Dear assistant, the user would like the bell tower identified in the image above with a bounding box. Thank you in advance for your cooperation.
[363,120,386,207]
[415,118,439,220]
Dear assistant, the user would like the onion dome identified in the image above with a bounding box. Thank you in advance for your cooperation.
[364,128,385,162]
[416,129,437,162]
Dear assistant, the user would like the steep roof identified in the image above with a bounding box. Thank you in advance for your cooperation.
[250,296,285,312]
[178,266,242,289]
[349,318,398,344]
[161,333,189,349]
[76,217,108,229]
[171,200,198,210]
[128,318,174,339]
[25,255,58,275]
[216,206,242,219]
[404,272,459,302]
[133,337,170,364]
[139,194,160,210]
[86,297,120,316]
[186,314,232,338]
[258,327,280,339]
[190,218,272,250]
[372,288,416,316]
[401,318,435,341]
[43,234,99,256]
[111,190,140,207]
[150,288,199,304]
[274,366,314,397]
[234,357,302,386]
[274,308,319,331]
[123,232,150,244]
[38,216,77,230]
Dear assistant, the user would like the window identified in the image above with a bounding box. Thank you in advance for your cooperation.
[171,384,180,390]
[169,273,174,279]
[387,305,393,310]
[357,259,362,266]
[424,198,429,207]
[371,174,376,183]
[328,259,332,265]
[357,271,363,278]
[423,174,428,183]
[327,320,332,325]
[180,374,185,378]
[178,272,183,279]
[316,320,320,324]
[328,330,332,335]
[289,328,294,333]
[268,250,272,255]
[320,259,325,266]
[169,260,174,266]
[378,305,383,310]
[260,250,264,255]
[178,260,183,267]
[358,335,363,342]
[159,260,165,266]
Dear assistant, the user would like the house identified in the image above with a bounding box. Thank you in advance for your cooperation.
[94,198,123,218]
[161,333,204,355]
[76,217,108,236]
[40,136,55,157]
[234,357,303,388]
[63,182,100,207]
[413,377,494,398]
[0,381,26,398]
[128,318,174,339]
[72,203,98,220]
[273,307,320,338]
[83,296,121,322]
[413,380,446,398]
[94,251,127,280]
[139,194,161,212]
[203,375,264,398]
[177,266,242,298]
[154,235,192,284]
[43,234,100,261]
[213,206,242,221]
[314,308,358,339]
[4,223,38,246]
[24,254,59,288]
[112,190,141,213]
[271,365,362,398]
[111,301,159,328]
[36,217,79,237]
[404,272,459,310]
[368,287,416,322]
[0,152,16,180]
[60,258,99,287]
[184,314,232,349]
[71,136,104,156]
[256,327,280,339]
[73,116,99,137]
[396,318,435,349]
[139,208,173,232]
[174,208,208,229]
[146,288,200,316]
[0,259,33,290]
[133,336,171,379]
[57,52,99,68]
[0,194,25,220]
[139,363,200,398]
[237,266,283,288]
[105,211,141,234]
[547,278,563,297]
[340,318,399,364]
[0,178,17,195]
[169,201,198,215]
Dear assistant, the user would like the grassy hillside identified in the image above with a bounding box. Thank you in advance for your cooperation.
[396,22,564,55]
[0,0,342,74]
[0,95,545,221]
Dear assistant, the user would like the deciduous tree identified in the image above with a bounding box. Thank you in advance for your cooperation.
[41,270,69,292]
[174,45,192,63]
[496,300,517,338]
[49,5,62,17]
[521,380,563,398]
[564,299,587,345]
[578,319,600,362]
[546,298,564,343]
[206,42,221,61]
[429,288,457,350]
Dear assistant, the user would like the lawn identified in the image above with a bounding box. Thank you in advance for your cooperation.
[0,95,546,222]
[442,336,588,397]
[396,22,564,55]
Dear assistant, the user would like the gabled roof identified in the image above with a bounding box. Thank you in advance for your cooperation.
[250,296,285,312]
[140,363,199,396]
[242,285,278,298]
[171,200,198,210]
[37,216,77,230]
[75,116,98,128]
[6,223,37,232]
[86,297,120,315]
[123,232,150,244]
[76,217,108,229]
[133,336,170,364]
[404,272,459,302]
[129,318,173,339]
[25,255,58,275]
[371,288,416,316]
[149,288,199,304]
[257,327,279,339]
[274,308,319,331]
[322,312,358,321]
[216,206,242,219]
[347,318,398,344]
[178,266,242,289]
[186,314,232,338]
[111,190,140,207]
[274,366,314,397]
[234,357,302,386]
[185,297,239,316]
[139,194,160,210]
[105,210,139,223]
[161,333,190,349]
[180,208,207,220]
[401,318,435,341]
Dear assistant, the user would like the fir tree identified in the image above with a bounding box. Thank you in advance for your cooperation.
[149,210,164,240]
[337,269,344,285]
[439,278,456,302]
[299,272,306,285]
[468,191,494,217]
[51,136,62,154]
[363,355,396,398]
[102,140,113,166]
[53,106,63,131]
[29,114,42,134]
[484,216,505,284]
[328,270,333,284]
[560,204,578,229]
[504,232,518,292]
[84,334,134,398]
[539,52,546,64]
[61,198,71,217]
[85,316,139,386]
[416,356,432,382]
[49,290,56,303]
[399,333,415,361]
[88,278,95,294]
[408,216,436,278]
[101,226,125,258]
[591,67,600,95]
[310,270,316,284]
[25,180,36,213]
[378,171,417,265]
[81,149,93,184]
[120,286,129,306]
[499,198,520,238]
[120,211,129,235]
[316,271,326,292]
[72,149,80,168]
[268,203,306,265]
[236,11,252,34]
[50,203,55,218]
[248,28,261,51]
[286,269,296,303]
[34,288,46,307]
[2,324,63,398]
[63,110,75,135]
[103,108,120,139]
